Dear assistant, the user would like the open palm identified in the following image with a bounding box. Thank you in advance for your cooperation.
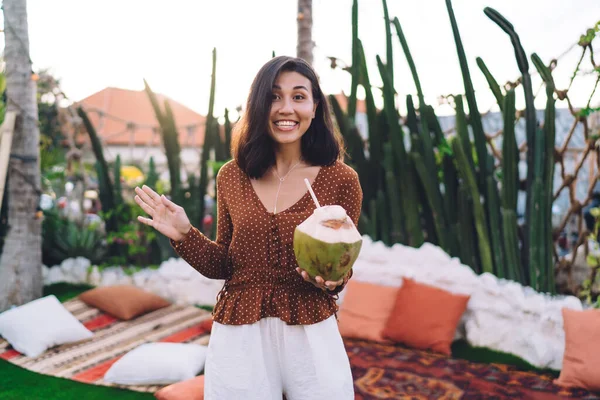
[134,185,192,242]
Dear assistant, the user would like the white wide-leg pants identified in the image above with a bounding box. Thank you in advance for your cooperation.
[204,315,354,400]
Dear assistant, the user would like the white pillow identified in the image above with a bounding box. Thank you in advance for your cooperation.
[0,295,93,357]
[104,342,208,385]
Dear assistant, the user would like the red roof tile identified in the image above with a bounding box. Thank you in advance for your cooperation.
[76,87,206,147]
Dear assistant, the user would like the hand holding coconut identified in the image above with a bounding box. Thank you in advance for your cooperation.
[294,179,362,291]
[134,185,192,242]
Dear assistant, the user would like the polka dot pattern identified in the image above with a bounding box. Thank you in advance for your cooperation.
[171,160,363,326]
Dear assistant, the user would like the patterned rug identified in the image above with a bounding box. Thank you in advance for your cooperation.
[0,299,213,393]
[2,300,599,399]
[345,339,600,400]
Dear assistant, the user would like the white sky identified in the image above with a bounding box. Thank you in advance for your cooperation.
[12,0,600,118]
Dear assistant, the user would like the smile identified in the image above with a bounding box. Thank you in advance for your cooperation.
[273,120,299,131]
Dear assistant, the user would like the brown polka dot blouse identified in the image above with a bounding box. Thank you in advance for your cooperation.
[170,159,363,326]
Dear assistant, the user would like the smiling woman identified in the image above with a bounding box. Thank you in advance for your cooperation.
[134,56,362,400]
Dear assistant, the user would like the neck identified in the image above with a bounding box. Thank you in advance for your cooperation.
[273,143,303,175]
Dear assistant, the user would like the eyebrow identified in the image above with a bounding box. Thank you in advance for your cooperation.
[272,84,309,91]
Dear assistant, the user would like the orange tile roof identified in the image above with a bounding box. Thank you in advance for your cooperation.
[76,87,206,147]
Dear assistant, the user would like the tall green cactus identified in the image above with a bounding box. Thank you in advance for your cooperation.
[485,155,506,278]
[477,57,505,112]
[446,0,488,190]
[145,156,159,189]
[358,40,382,167]
[500,89,524,282]
[367,198,378,241]
[77,107,118,233]
[376,58,424,247]
[376,190,391,245]
[532,53,557,293]
[451,133,493,274]
[382,143,406,244]
[393,17,434,173]
[198,48,218,229]
[454,96,475,172]
[484,7,537,283]
[381,0,393,87]
[391,18,452,251]
[458,185,479,271]
[348,0,359,119]
[144,80,182,205]
[330,0,562,294]
[223,108,232,159]
[113,154,123,206]
[411,152,451,252]
[329,94,367,173]
[405,95,420,149]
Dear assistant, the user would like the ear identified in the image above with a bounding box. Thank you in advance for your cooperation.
[312,101,318,119]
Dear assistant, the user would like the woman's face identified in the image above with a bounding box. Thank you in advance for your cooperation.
[268,71,318,147]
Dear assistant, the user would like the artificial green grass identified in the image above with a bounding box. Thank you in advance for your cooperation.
[451,339,560,377]
[1,283,153,400]
[0,360,154,400]
[43,282,95,302]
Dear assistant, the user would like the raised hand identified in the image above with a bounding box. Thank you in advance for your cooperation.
[134,185,192,242]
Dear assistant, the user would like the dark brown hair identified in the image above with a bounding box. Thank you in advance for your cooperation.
[231,56,343,179]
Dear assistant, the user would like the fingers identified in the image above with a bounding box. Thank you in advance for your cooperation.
[300,269,312,282]
[296,268,331,290]
[135,186,157,207]
[161,194,179,212]
[296,267,314,283]
[135,195,155,217]
[324,278,344,291]
[137,215,155,227]
[141,185,162,205]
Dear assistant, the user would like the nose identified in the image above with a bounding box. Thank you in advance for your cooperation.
[278,97,294,114]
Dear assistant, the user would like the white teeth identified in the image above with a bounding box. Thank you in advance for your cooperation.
[275,121,297,126]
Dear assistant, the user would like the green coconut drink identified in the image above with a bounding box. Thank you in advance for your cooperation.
[293,204,363,282]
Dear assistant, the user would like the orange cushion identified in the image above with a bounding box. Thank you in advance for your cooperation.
[337,280,399,342]
[381,278,470,355]
[79,285,171,320]
[154,375,204,400]
[554,308,600,391]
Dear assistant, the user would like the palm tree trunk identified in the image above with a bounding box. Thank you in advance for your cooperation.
[0,0,43,312]
[297,0,313,64]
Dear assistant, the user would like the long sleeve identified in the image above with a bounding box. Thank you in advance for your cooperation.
[170,169,233,280]
[327,165,363,295]
[337,166,363,226]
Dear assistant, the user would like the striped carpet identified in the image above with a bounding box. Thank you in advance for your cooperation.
[0,299,213,393]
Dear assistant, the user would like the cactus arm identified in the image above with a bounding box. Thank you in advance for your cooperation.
[452,137,494,274]
[476,57,505,112]
[532,52,557,293]
[484,7,536,276]
[348,0,359,119]
[446,0,488,187]
[500,89,524,282]
[411,152,451,253]
[382,0,393,87]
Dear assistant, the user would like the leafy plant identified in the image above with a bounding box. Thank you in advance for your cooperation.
[42,208,107,266]
[100,202,162,267]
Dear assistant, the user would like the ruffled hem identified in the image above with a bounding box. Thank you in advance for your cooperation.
[212,285,338,326]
